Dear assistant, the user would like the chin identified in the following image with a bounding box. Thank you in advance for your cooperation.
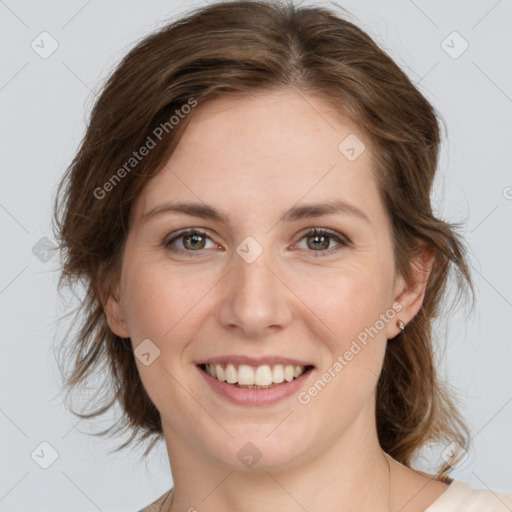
[200,426,313,472]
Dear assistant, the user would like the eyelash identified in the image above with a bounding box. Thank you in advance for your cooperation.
[163,227,350,258]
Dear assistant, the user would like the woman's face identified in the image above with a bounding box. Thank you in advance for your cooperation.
[105,89,410,471]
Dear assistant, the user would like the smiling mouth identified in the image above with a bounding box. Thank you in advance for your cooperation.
[198,363,315,389]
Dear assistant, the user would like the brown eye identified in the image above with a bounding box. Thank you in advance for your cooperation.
[165,229,215,253]
[296,228,350,256]
[182,232,207,250]
[306,232,330,251]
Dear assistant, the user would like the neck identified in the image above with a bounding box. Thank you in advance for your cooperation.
[161,412,392,512]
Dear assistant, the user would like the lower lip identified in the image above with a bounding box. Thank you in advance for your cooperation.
[197,365,314,406]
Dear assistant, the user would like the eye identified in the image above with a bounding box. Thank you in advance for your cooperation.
[294,228,350,257]
[164,229,218,255]
[163,227,350,257]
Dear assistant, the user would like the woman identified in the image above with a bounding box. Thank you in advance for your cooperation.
[52,1,512,511]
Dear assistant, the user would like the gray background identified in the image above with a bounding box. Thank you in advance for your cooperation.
[1,0,511,510]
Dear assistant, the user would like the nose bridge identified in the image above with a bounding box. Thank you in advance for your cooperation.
[216,239,293,337]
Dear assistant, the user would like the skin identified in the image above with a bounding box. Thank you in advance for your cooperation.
[103,89,449,512]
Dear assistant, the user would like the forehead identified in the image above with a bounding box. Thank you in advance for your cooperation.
[131,89,382,228]
[177,89,367,163]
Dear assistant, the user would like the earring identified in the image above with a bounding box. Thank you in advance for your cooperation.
[397,318,405,331]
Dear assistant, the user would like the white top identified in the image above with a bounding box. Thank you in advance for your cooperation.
[139,481,512,511]
[424,480,512,511]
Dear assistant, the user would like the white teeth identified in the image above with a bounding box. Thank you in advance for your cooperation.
[254,365,272,386]
[284,365,294,382]
[215,364,226,382]
[238,365,254,385]
[225,363,237,384]
[272,364,284,383]
[204,363,308,385]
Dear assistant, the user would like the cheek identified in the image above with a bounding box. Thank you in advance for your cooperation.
[296,271,391,416]
[122,277,170,341]
[120,255,218,341]
[292,264,393,409]
[119,258,211,408]
[294,262,393,341]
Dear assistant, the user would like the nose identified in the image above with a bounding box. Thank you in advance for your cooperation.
[215,245,294,338]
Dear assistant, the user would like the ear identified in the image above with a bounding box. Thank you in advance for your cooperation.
[387,241,434,340]
[99,281,130,339]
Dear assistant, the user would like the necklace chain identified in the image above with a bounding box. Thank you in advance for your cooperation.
[385,451,392,512]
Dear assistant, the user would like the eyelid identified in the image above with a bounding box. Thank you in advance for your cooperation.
[164,228,216,248]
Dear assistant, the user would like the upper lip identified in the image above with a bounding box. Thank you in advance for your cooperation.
[196,355,315,367]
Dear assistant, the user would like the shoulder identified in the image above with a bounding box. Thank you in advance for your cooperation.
[138,489,173,512]
[426,480,512,511]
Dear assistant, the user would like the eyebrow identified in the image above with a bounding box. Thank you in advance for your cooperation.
[142,199,370,226]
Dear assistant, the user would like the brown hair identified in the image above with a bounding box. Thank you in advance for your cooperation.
[52,0,474,477]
